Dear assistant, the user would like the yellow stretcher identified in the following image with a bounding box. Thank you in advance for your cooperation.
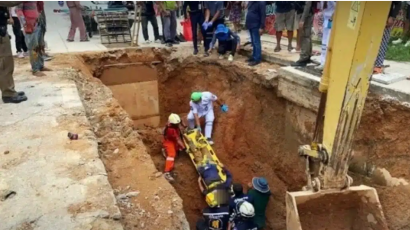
[182,129,227,190]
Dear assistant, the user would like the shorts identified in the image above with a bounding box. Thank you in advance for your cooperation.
[274,9,295,31]
[294,13,302,30]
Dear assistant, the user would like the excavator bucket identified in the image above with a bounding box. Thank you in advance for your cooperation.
[286,185,388,230]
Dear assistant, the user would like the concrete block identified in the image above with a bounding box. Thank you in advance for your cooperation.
[371,73,407,85]
[109,81,159,120]
[100,64,158,86]
[133,116,160,128]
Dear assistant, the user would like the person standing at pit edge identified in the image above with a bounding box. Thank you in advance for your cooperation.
[245,1,266,67]
[162,113,187,182]
[66,1,89,42]
[202,1,225,57]
[9,6,28,58]
[373,1,402,74]
[183,1,205,55]
[315,1,336,71]
[274,1,295,52]
[247,177,271,229]
[139,1,161,44]
[291,1,319,67]
[187,91,228,145]
[0,1,28,104]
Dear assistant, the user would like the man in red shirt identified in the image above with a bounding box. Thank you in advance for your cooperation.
[163,113,186,181]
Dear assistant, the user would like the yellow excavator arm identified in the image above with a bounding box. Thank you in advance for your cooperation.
[287,2,392,229]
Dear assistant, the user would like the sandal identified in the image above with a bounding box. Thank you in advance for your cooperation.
[373,67,383,74]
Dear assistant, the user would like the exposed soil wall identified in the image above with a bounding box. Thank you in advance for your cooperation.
[77,48,410,230]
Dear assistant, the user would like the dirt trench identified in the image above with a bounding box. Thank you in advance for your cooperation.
[75,48,410,230]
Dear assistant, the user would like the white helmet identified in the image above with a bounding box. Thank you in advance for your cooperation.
[236,201,255,218]
[168,113,181,124]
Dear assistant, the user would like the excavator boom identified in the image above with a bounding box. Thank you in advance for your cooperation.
[287,2,391,229]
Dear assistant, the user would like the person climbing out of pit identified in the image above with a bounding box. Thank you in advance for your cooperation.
[227,200,258,230]
[196,191,231,230]
[188,91,229,145]
[162,113,187,182]
[229,183,254,214]
[197,161,233,195]
[247,177,271,229]
[208,24,241,62]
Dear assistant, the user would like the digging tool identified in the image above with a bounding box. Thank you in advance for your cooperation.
[286,2,390,229]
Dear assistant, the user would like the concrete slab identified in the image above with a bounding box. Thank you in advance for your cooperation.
[372,73,407,85]
[108,81,159,120]
[0,79,123,230]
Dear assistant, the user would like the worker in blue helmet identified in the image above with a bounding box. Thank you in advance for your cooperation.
[208,24,241,62]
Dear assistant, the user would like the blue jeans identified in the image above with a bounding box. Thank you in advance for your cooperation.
[249,28,261,62]
[25,26,44,72]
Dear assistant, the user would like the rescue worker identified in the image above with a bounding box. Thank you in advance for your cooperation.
[162,113,186,182]
[0,2,28,104]
[229,183,253,214]
[228,201,258,230]
[247,177,271,229]
[196,192,231,230]
[209,24,241,62]
[188,91,228,145]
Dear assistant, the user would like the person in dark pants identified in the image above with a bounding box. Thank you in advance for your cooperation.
[183,1,205,55]
[246,1,266,66]
[9,6,28,58]
[139,1,160,43]
[196,191,231,230]
[203,1,225,57]
[291,2,318,67]
[209,24,240,62]
[0,2,28,104]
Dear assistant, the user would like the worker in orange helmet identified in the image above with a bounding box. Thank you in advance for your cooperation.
[162,113,187,182]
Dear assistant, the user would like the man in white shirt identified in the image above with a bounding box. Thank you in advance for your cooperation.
[187,91,228,145]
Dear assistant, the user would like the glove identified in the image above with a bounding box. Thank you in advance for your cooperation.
[207,21,213,28]
[196,126,202,133]
[202,21,209,30]
[220,104,229,113]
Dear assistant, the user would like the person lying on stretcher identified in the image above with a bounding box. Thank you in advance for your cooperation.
[197,161,233,196]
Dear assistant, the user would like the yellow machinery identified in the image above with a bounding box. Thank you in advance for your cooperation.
[182,129,227,190]
[286,2,391,229]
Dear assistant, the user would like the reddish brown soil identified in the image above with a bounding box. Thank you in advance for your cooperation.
[76,49,410,230]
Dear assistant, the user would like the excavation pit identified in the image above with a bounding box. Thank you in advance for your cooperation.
[75,49,410,230]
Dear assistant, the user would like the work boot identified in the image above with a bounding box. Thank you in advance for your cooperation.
[164,172,174,182]
[291,59,311,67]
[2,95,28,104]
[207,138,214,145]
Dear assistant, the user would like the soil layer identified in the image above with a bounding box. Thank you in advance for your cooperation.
[75,49,410,230]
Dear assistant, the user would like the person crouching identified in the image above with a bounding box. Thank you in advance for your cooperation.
[162,113,187,182]
[208,24,241,62]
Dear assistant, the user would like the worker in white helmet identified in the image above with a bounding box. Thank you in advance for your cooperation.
[228,200,258,230]
[162,113,186,181]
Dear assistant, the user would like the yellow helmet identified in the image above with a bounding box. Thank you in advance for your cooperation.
[168,113,181,124]
[205,192,218,207]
